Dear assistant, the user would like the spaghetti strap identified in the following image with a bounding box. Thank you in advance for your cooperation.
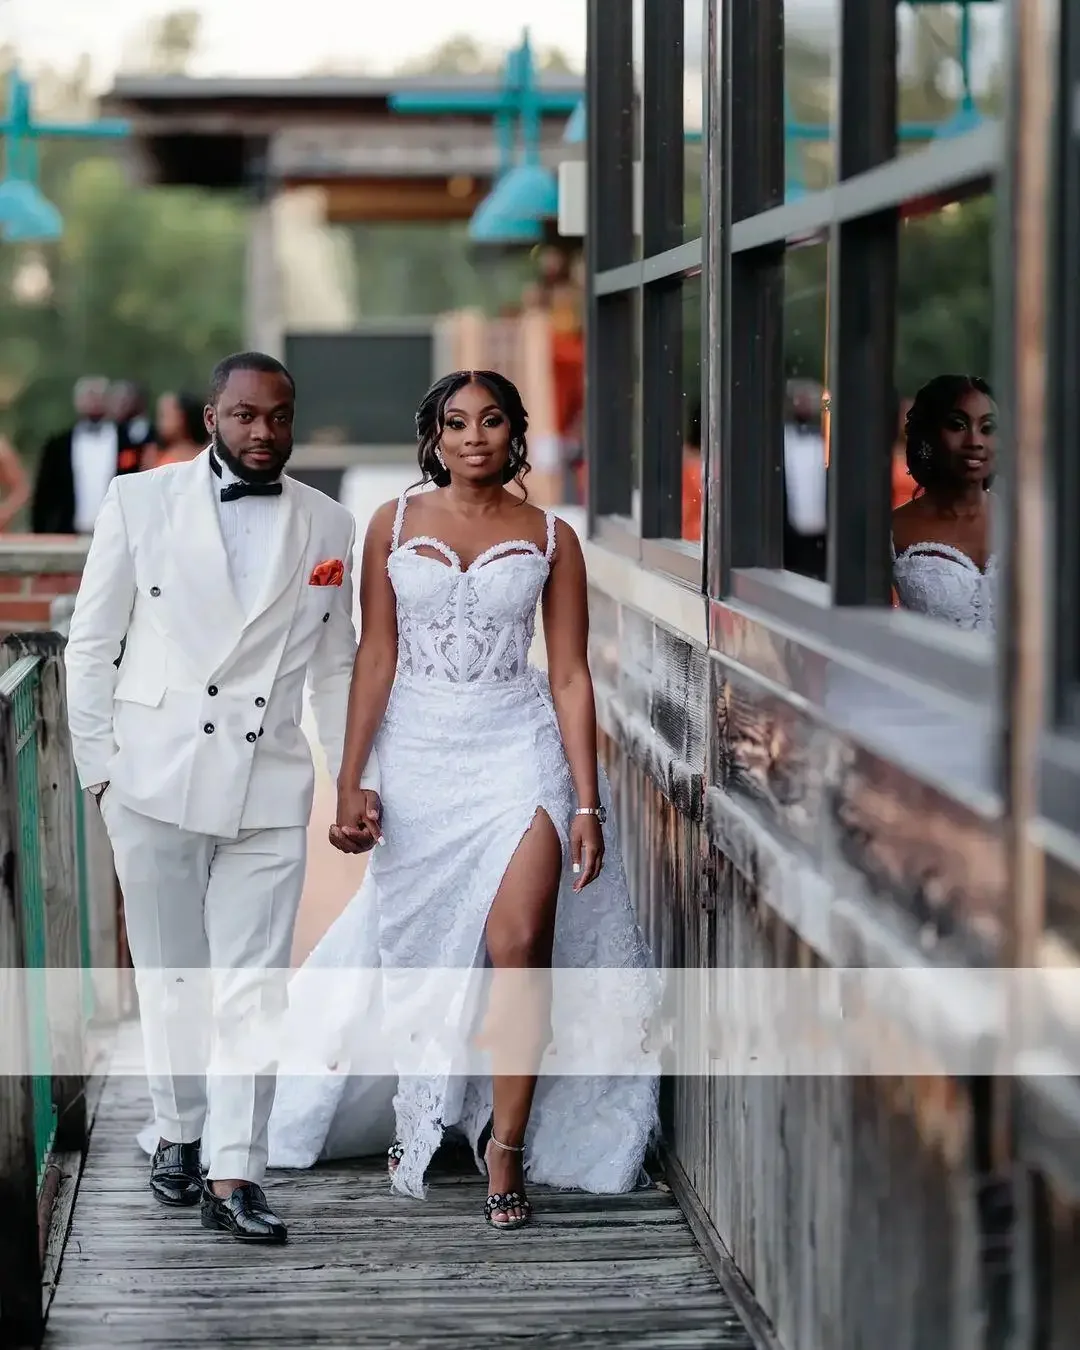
[543,510,557,562]
[391,492,409,551]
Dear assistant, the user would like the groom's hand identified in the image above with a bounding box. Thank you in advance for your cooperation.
[330,788,383,853]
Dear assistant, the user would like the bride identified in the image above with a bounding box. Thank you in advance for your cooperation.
[891,374,997,631]
[266,370,657,1228]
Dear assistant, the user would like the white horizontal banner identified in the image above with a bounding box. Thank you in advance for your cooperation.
[2,967,1080,1078]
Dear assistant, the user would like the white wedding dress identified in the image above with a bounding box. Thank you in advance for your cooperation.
[892,540,997,631]
[140,493,660,1197]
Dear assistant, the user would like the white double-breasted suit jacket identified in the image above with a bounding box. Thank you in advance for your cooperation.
[65,448,376,839]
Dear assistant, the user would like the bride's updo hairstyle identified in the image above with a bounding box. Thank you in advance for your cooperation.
[414,370,531,491]
[905,373,994,493]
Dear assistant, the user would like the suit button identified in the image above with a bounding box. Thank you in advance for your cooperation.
[322,613,330,623]
[208,685,218,697]
[203,722,215,735]
[149,586,161,597]
[255,696,266,708]
[246,732,257,744]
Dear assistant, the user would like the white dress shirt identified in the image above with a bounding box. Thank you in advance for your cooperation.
[72,420,119,534]
[783,425,828,536]
[214,455,284,617]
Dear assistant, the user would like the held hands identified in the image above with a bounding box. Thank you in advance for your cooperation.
[330,787,384,854]
[570,812,604,891]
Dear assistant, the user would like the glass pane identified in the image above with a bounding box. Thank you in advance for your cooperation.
[633,0,645,260]
[631,285,643,527]
[681,273,703,544]
[783,238,829,579]
[896,1,1005,150]
[785,0,839,195]
[684,0,705,238]
[892,190,995,631]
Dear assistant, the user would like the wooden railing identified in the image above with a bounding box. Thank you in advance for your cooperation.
[0,632,109,1348]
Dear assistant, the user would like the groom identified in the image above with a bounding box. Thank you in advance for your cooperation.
[65,351,380,1243]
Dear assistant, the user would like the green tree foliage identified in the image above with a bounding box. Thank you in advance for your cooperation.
[781,5,999,401]
[0,22,246,463]
[0,152,247,456]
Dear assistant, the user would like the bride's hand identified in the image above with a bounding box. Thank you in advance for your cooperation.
[570,814,604,891]
[330,788,383,853]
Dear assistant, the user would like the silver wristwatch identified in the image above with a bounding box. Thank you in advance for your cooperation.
[575,805,607,825]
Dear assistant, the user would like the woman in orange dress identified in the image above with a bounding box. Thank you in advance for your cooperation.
[151,391,206,467]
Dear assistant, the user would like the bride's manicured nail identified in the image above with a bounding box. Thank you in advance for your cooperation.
[378,836,386,846]
[572,863,580,874]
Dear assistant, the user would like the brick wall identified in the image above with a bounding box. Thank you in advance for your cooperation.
[0,535,89,636]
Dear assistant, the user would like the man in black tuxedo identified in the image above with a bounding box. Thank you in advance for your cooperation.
[109,380,156,460]
[32,376,143,535]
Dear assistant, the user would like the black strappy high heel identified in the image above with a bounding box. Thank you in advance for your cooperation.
[387,1140,404,1181]
[480,1120,532,1231]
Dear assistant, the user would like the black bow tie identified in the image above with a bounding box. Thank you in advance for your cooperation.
[209,447,283,502]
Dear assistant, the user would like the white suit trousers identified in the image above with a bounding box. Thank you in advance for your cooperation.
[101,795,306,1183]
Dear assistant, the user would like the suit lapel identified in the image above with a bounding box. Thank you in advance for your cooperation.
[243,476,311,629]
[165,451,246,672]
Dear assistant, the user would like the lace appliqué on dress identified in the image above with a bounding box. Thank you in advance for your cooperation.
[892,540,997,633]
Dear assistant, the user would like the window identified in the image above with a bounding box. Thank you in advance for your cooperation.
[587,0,705,585]
[586,0,1017,799]
[718,0,1000,635]
[1044,0,1080,836]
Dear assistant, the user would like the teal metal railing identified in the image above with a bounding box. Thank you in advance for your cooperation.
[0,631,100,1349]
[0,654,57,1183]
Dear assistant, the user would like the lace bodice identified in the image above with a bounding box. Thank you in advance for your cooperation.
[892,540,997,632]
[388,492,556,683]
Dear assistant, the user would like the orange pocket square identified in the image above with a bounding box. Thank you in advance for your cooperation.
[309,559,345,587]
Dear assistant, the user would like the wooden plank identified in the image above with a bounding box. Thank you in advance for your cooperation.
[0,678,44,1350]
[41,1150,82,1311]
[42,1075,753,1349]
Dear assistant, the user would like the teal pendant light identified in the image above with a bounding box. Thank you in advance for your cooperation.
[0,177,63,242]
[468,30,558,245]
[563,99,586,145]
[0,67,129,244]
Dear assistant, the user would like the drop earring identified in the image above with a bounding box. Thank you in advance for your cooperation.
[435,446,447,470]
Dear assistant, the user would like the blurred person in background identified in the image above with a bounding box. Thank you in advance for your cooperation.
[151,390,207,467]
[0,433,31,532]
[682,401,702,543]
[32,376,142,535]
[783,378,828,579]
[892,374,997,630]
[109,380,156,462]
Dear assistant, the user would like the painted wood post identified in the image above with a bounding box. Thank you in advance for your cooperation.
[518,306,561,506]
[0,676,44,1349]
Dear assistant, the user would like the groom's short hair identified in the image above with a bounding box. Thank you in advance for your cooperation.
[210,352,296,404]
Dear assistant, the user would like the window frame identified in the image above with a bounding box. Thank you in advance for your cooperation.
[1041,0,1080,836]
[587,0,1015,783]
[586,0,708,590]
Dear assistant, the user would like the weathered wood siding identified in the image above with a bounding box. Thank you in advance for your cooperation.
[591,584,1010,1350]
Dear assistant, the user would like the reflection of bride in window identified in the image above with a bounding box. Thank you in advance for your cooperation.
[891,375,997,632]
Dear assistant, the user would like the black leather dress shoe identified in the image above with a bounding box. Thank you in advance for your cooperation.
[149,1139,204,1207]
[201,1182,288,1243]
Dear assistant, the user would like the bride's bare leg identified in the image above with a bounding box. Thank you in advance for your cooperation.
[481,809,562,1225]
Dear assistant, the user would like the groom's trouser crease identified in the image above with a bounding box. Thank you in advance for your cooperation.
[101,795,305,1183]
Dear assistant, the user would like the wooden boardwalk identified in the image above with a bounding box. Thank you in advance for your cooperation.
[43,1066,754,1349]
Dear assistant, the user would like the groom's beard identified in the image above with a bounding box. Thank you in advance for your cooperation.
[212,428,293,485]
